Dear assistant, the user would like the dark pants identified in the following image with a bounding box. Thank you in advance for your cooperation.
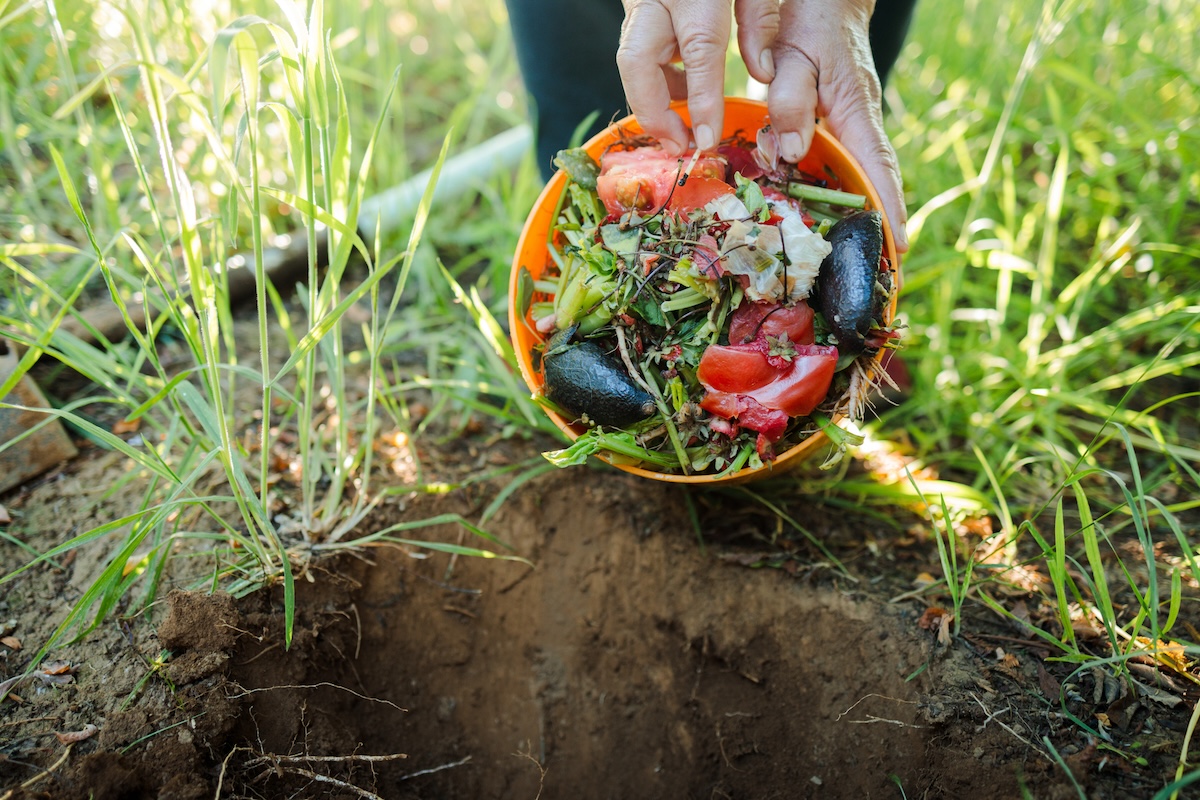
[506,0,918,179]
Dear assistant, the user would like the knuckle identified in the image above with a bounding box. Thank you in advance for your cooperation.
[677,28,727,63]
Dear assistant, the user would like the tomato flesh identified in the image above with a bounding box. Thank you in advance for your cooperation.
[698,344,837,420]
[696,342,778,392]
[596,149,728,215]
[699,393,790,441]
[728,300,815,345]
[667,176,735,213]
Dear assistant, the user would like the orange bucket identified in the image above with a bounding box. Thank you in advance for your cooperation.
[508,97,899,484]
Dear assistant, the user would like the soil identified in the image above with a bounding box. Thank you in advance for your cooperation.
[2,322,1197,799]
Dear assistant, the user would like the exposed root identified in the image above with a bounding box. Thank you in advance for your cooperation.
[0,745,72,800]
[398,754,473,781]
[225,681,407,713]
[837,354,901,423]
[835,693,918,723]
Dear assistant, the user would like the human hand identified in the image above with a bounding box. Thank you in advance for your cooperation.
[767,0,908,253]
[617,0,779,154]
[615,0,908,254]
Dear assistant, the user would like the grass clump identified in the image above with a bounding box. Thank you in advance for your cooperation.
[0,0,525,659]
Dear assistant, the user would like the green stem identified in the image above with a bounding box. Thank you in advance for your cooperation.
[639,363,691,473]
[786,183,867,209]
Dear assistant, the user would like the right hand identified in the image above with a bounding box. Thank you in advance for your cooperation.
[615,0,908,254]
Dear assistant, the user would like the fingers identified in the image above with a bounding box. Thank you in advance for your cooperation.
[765,35,817,164]
[767,0,909,253]
[670,0,732,150]
[826,98,909,254]
[617,0,693,153]
[735,0,780,84]
[618,0,735,152]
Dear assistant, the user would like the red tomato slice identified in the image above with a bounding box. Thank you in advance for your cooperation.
[698,344,837,419]
[667,176,735,214]
[700,392,789,441]
[596,149,728,215]
[696,343,777,392]
[742,346,837,417]
[728,300,815,345]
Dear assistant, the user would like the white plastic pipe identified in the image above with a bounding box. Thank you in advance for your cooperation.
[358,123,533,243]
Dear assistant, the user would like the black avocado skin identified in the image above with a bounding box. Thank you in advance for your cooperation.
[542,328,656,428]
[817,210,887,358]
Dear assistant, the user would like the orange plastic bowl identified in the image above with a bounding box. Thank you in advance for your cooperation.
[509,97,899,484]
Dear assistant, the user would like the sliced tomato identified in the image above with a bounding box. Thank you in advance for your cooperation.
[700,392,789,441]
[698,344,837,419]
[667,176,735,214]
[740,345,838,417]
[596,148,727,215]
[696,343,778,392]
[728,300,815,345]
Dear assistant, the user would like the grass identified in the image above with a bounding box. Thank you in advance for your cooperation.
[1,0,1198,790]
[0,0,529,658]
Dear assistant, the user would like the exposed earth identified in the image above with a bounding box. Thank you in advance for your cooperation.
[1,318,1197,800]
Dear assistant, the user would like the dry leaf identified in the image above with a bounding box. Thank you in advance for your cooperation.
[1037,661,1061,700]
[937,612,953,646]
[0,503,11,524]
[55,723,98,744]
[0,636,21,650]
[1128,662,1186,694]
[0,674,24,700]
[1131,678,1183,708]
[918,606,948,630]
[1133,636,1193,676]
[112,417,141,435]
[34,662,76,686]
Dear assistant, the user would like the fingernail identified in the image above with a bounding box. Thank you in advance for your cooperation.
[694,124,716,151]
[779,132,805,162]
[896,222,910,252]
[661,138,683,155]
[759,49,775,80]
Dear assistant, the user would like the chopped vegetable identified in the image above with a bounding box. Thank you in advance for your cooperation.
[526,130,899,474]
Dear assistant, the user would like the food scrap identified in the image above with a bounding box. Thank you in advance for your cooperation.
[521,126,900,475]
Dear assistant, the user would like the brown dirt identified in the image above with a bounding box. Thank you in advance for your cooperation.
[4,441,1193,799]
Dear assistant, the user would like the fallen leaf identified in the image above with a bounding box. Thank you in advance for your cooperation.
[0,636,21,650]
[937,612,953,646]
[0,503,10,524]
[1037,661,1061,700]
[1128,662,1186,694]
[0,674,24,700]
[112,417,141,435]
[918,607,949,630]
[1132,677,1183,707]
[1106,692,1140,732]
[1071,622,1105,641]
[34,662,76,686]
[1133,636,1194,676]
[55,723,98,744]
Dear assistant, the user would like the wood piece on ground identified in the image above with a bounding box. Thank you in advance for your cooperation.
[0,340,78,493]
